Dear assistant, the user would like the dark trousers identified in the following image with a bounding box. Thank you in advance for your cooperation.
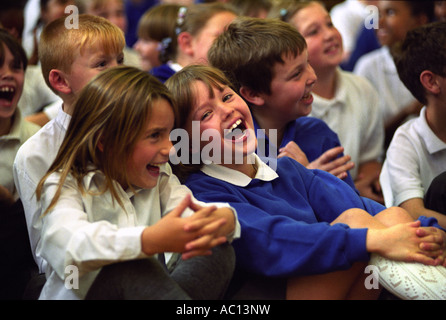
[424,171,446,215]
[0,199,37,300]
[85,243,235,300]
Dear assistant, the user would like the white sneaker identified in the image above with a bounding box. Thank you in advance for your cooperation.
[369,254,446,300]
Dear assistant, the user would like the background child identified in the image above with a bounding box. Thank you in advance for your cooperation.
[13,14,125,298]
[35,66,237,300]
[133,3,182,72]
[354,0,435,148]
[75,0,141,68]
[276,1,385,203]
[380,21,446,229]
[208,16,356,188]
[166,64,446,300]
[149,2,237,83]
[0,28,40,300]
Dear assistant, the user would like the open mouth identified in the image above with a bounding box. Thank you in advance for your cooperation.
[146,162,162,174]
[0,86,15,102]
[225,119,248,141]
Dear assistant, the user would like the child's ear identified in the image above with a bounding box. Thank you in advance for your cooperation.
[177,31,194,57]
[420,70,441,95]
[48,69,72,95]
[239,86,265,107]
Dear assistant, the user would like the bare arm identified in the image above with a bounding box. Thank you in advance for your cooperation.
[400,197,446,230]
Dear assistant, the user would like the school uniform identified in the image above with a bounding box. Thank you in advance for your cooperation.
[310,68,384,179]
[13,105,70,274]
[37,163,239,299]
[381,107,446,207]
[254,116,356,190]
[185,154,441,278]
[354,46,418,126]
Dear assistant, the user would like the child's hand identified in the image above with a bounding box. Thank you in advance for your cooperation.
[416,227,446,266]
[307,146,355,180]
[368,220,442,266]
[140,195,228,259]
[278,141,309,166]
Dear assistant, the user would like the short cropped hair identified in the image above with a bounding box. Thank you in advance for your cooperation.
[208,16,307,96]
[393,21,446,105]
[39,14,125,93]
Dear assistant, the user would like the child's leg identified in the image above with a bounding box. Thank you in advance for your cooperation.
[85,257,191,300]
[170,243,236,300]
[286,262,381,300]
[331,206,414,229]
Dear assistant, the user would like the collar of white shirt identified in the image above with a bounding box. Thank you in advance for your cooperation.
[200,153,278,187]
[416,107,446,154]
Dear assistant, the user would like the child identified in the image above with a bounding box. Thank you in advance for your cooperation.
[133,3,182,72]
[354,0,435,147]
[75,0,141,68]
[149,2,237,83]
[276,1,385,203]
[0,29,40,299]
[34,66,238,300]
[13,14,125,286]
[207,16,356,189]
[165,64,446,300]
[380,21,446,230]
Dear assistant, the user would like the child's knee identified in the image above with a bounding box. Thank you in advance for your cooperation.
[331,208,371,227]
[375,206,414,227]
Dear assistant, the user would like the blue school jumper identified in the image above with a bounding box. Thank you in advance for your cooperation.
[185,156,441,278]
[254,116,357,190]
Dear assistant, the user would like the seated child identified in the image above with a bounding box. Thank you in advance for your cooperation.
[380,21,446,229]
[149,2,237,83]
[35,66,238,300]
[208,16,356,188]
[13,14,125,280]
[0,28,41,299]
[133,3,182,72]
[354,0,435,147]
[275,1,385,203]
[166,64,446,300]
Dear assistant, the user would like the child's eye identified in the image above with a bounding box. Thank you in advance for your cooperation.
[96,60,107,68]
[201,111,212,121]
[117,56,124,65]
[222,94,233,102]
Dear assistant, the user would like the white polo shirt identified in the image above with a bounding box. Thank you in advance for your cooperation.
[354,46,417,125]
[381,107,446,207]
[13,105,69,273]
[310,68,384,179]
[0,109,40,201]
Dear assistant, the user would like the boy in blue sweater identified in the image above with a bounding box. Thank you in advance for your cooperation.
[166,65,446,300]
[207,16,356,188]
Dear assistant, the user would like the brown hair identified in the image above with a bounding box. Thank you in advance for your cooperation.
[208,16,307,96]
[137,4,182,63]
[165,64,234,182]
[36,66,177,213]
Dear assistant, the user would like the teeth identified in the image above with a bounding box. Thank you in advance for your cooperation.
[0,87,15,92]
[229,119,242,132]
[149,163,162,167]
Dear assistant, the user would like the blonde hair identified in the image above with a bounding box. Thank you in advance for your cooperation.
[36,66,177,214]
[39,14,125,94]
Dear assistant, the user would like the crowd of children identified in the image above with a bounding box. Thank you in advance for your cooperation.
[1,0,446,301]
